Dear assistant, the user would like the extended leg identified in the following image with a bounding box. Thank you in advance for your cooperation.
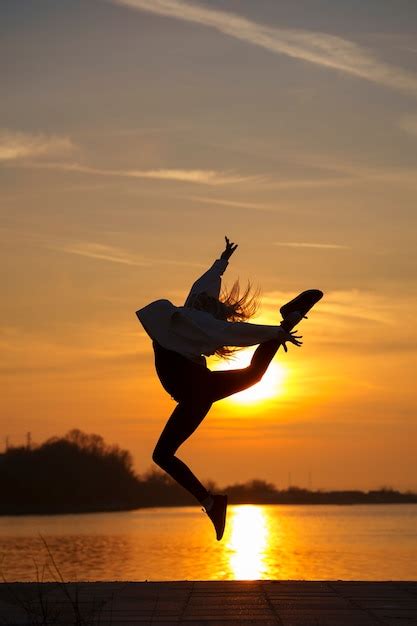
[208,337,282,403]
[152,399,212,504]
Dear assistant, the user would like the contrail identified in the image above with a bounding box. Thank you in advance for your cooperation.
[111,0,417,96]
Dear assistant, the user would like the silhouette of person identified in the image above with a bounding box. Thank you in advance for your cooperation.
[136,237,322,540]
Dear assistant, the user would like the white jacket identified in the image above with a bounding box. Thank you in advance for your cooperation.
[136,258,282,364]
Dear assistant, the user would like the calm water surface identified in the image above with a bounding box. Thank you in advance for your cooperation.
[1,505,416,581]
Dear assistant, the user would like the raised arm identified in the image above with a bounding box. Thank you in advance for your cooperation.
[184,236,238,306]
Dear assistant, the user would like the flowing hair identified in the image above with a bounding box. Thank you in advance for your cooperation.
[217,279,262,359]
[190,279,261,360]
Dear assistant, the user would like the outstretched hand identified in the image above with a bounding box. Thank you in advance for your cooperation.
[220,236,238,260]
[281,329,303,352]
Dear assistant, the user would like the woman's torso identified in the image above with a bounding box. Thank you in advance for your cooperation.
[152,341,210,403]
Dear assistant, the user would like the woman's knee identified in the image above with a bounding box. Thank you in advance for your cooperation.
[152,444,173,468]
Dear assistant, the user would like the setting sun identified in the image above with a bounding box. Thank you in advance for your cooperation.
[211,349,287,404]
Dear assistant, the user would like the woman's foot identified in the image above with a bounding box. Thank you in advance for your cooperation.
[204,494,228,541]
[280,289,323,331]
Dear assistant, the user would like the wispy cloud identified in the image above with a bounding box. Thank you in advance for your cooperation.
[23,159,357,189]
[311,289,402,326]
[50,239,206,268]
[21,157,370,190]
[261,176,359,189]
[10,154,417,191]
[274,242,350,250]
[112,0,417,96]
[131,168,251,184]
[0,129,74,161]
[24,161,256,186]
[190,195,282,212]
[50,241,150,266]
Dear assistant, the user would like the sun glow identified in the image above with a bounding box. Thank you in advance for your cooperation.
[211,349,287,404]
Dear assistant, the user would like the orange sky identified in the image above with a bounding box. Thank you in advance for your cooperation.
[1,0,417,490]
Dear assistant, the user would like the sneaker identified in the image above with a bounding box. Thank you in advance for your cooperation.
[280,289,323,331]
[205,494,228,541]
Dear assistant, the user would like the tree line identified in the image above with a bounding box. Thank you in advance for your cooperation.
[0,429,416,515]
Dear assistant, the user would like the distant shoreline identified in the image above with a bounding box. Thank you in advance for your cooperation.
[2,498,417,517]
[2,430,416,516]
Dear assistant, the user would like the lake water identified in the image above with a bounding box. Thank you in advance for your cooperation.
[1,505,416,582]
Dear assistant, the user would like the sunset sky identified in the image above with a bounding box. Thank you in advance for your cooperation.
[1,0,417,491]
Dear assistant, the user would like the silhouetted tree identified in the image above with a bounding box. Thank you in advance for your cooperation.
[0,429,139,514]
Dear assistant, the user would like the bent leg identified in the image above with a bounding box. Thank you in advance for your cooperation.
[152,399,212,503]
[208,338,281,403]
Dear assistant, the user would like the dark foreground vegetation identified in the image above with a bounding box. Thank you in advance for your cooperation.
[1,430,416,515]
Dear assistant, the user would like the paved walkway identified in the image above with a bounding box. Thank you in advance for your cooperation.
[0,581,416,625]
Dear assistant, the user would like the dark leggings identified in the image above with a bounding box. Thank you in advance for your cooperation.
[152,338,281,504]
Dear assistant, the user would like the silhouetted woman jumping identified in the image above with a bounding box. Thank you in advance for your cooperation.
[136,237,322,540]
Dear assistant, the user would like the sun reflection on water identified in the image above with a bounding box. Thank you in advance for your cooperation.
[226,505,269,579]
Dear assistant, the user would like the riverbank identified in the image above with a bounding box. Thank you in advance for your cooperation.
[1,580,416,624]
[2,491,417,516]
